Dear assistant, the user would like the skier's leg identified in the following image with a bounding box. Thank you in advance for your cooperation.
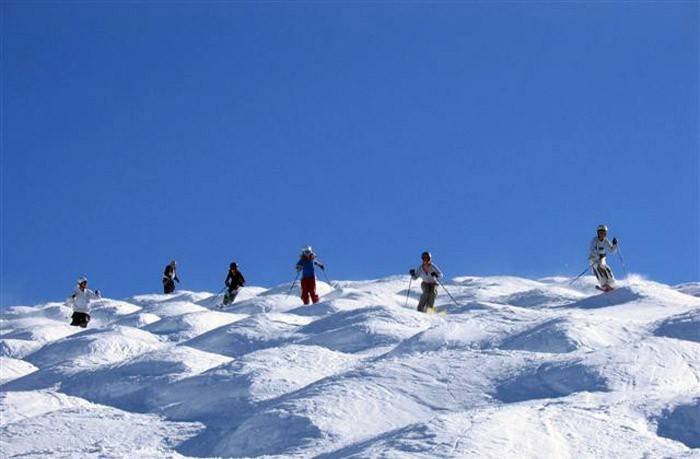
[70,312,80,326]
[310,278,319,304]
[603,265,615,289]
[228,289,239,305]
[426,284,438,309]
[592,264,603,283]
[417,283,429,312]
[300,278,311,305]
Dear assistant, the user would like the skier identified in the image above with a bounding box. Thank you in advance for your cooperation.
[589,224,619,292]
[162,260,180,294]
[222,262,245,306]
[409,251,443,312]
[295,246,325,305]
[68,277,101,328]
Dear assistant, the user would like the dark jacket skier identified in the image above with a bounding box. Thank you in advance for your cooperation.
[409,251,443,312]
[223,262,246,306]
[163,260,180,294]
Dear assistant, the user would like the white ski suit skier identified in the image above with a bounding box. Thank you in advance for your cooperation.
[589,237,617,289]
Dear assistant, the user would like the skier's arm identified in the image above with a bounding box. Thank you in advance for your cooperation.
[588,239,598,263]
[431,264,443,280]
[409,267,419,279]
[314,260,325,270]
[239,272,246,286]
[606,239,618,254]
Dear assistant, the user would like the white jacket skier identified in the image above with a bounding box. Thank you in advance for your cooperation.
[70,278,101,313]
[411,261,443,284]
[410,251,443,312]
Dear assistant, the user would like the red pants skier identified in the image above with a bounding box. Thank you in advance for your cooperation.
[300,277,320,304]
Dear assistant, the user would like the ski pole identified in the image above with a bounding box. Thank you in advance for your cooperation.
[320,268,338,289]
[616,244,629,279]
[213,286,227,302]
[436,278,460,308]
[404,276,413,308]
[287,271,300,296]
[569,265,592,285]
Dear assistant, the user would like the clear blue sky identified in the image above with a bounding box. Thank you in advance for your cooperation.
[2,2,698,306]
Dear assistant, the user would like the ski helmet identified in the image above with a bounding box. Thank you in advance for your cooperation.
[597,224,608,233]
[301,245,313,256]
[421,251,432,260]
[77,276,88,285]
[170,260,177,267]
[230,262,238,270]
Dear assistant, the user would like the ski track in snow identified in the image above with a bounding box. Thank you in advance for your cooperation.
[1,275,699,458]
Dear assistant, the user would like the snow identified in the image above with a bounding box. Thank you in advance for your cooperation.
[0,357,38,384]
[1,276,699,457]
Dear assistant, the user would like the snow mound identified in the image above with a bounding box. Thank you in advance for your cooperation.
[675,282,700,297]
[2,302,72,322]
[86,299,142,325]
[126,290,212,306]
[0,390,203,457]
[297,305,432,353]
[183,312,311,358]
[115,311,162,328]
[496,287,585,308]
[499,316,628,353]
[654,309,700,343]
[51,346,232,411]
[23,325,164,369]
[144,310,247,342]
[0,338,42,359]
[138,300,209,317]
[151,344,357,424]
[321,402,687,459]
[0,357,38,384]
[1,319,83,344]
[564,286,643,309]
[495,359,609,403]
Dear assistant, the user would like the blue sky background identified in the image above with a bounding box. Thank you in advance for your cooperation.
[2,2,698,306]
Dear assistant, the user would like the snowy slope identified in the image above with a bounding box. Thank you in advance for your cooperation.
[1,274,699,458]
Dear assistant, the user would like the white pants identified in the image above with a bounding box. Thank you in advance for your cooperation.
[592,257,615,287]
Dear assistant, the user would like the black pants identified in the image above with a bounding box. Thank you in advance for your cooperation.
[223,288,239,305]
[70,312,90,328]
[417,283,438,312]
[163,279,176,294]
